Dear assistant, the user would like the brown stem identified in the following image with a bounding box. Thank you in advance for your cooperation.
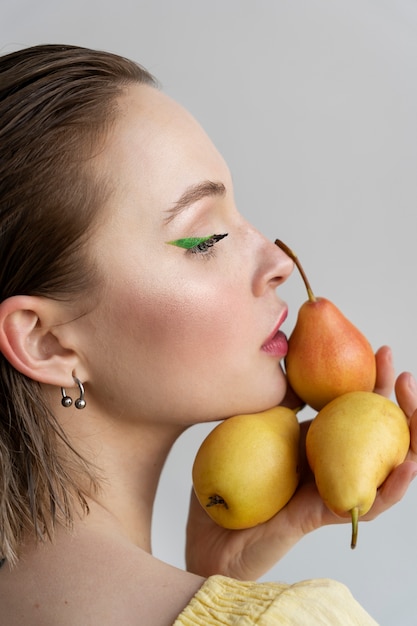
[275,239,316,302]
[350,507,359,549]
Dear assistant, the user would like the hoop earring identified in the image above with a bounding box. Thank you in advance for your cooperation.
[61,376,86,410]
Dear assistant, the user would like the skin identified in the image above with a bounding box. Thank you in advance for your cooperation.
[0,84,416,625]
[75,85,293,427]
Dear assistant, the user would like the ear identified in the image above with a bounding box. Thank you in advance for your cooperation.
[0,295,82,387]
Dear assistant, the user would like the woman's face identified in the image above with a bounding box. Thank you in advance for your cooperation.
[77,84,293,426]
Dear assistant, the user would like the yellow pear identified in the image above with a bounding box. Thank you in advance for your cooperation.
[192,406,300,529]
[306,391,410,548]
[275,240,376,411]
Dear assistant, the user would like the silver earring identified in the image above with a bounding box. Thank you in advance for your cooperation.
[61,376,86,410]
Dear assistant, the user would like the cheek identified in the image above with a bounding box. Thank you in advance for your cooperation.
[135,285,239,359]
[91,276,286,420]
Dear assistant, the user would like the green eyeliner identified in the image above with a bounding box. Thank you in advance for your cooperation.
[167,234,222,249]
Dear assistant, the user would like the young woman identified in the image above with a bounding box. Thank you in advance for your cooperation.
[0,44,416,625]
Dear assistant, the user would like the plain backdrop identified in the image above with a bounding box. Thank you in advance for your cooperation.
[2,1,417,624]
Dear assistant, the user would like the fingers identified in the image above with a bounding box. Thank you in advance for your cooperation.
[408,408,417,460]
[365,460,417,520]
[367,375,417,518]
[395,371,417,419]
[373,345,395,397]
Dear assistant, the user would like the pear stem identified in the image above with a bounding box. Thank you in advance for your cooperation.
[275,239,316,302]
[350,507,359,549]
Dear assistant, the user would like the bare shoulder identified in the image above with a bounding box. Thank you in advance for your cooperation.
[0,525,204,626]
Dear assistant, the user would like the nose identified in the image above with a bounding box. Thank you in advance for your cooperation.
[252,233,294,296]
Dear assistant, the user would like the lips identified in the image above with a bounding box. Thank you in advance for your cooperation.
[261,308,289,358]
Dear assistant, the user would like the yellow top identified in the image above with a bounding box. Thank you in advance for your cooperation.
[173,575,378,625]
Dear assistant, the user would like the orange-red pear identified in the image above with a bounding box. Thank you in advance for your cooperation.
[275,240,376,411]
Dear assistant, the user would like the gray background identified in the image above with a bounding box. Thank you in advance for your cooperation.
[2,1,417,623]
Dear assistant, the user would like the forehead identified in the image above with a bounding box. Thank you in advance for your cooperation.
[95,84,232,235]
[112,83,227,175]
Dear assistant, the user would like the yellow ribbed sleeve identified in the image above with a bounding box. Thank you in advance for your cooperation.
[173,575,378,625]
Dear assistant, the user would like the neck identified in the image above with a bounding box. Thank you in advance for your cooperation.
[61,407,186,553]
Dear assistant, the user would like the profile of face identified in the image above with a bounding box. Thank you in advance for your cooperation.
[72,84,294,427]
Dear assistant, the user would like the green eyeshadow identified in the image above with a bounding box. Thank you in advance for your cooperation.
[166,235,215,249]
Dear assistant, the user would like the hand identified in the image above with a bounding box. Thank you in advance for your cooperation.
[185,346,417,580]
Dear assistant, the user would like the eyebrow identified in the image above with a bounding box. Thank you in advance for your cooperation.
[164,180,226,223]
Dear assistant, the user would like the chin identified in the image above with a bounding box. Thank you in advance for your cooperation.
[238,387,287,416]
[235,371,287,411]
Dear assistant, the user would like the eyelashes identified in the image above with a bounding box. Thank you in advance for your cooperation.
[167,233,228,254]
